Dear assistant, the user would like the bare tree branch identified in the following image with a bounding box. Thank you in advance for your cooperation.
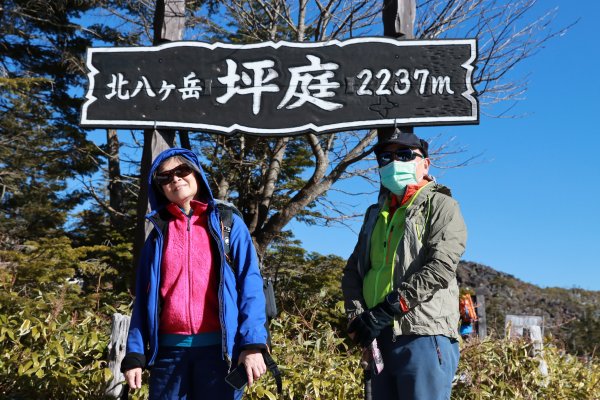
[96,0,573,255]
[253,137,289,232]
[75,177,130,219]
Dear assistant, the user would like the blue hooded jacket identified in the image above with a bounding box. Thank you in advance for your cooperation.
[122,148,267,370]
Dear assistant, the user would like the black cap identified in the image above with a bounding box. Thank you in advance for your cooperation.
[374,129,429,158]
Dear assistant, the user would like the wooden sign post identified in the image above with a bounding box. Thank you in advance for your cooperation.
[131,0,183,293]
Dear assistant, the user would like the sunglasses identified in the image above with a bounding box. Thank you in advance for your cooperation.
[155,164,194,185]
[376,149,424,166]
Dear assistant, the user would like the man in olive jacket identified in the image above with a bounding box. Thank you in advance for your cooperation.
[342,130,467,400]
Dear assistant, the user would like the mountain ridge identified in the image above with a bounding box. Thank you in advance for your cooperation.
[457,260,600,355]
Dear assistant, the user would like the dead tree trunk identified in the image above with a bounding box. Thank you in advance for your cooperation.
[105,313,131,398]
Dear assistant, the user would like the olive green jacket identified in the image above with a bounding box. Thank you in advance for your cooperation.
[341,181,467,340]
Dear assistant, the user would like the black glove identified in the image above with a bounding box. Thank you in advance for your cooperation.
[348,303,393,348]
[348,292,408,348]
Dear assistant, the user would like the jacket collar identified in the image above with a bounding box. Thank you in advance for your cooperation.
[377,179,453,212]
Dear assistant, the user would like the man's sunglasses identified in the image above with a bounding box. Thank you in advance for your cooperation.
[376,149,424,166]
[155,164,194,185]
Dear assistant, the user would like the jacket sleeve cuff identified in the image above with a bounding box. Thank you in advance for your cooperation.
[398,287,418,310]
[346,300,366,320]
[120,352,146,373]
[239,343,268,352]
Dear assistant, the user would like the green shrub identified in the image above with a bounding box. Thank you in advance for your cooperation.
[0,303,111,399]
[246,308,363,400]
[453,337,600,399]
[2,299,599,399]
[1,240,598,399]
[247,331,600,400]
[0,237,130,399]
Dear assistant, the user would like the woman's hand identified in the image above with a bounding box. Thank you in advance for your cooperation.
[124,367,143,390]
[238,349,267,387]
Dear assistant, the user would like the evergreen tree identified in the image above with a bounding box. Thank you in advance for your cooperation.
[0,79,78,242]
[0,1,102,245]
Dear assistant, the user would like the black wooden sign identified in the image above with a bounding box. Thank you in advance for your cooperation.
[81,38,478,136]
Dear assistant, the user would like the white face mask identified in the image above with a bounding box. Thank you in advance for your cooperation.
[379,160,420,195]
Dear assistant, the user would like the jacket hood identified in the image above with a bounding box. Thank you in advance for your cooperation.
[147,148,214,212]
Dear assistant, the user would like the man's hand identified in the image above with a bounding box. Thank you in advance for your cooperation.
[124,367,142,390]
[348,306,393,347]
[348,292,408,347]
[238,349,267,387]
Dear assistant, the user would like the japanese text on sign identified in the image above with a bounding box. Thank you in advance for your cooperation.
[81,38,478,136]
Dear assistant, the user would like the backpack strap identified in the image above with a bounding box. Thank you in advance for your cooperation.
[120,385,129,400]
[148,207,173,239]
[217,203,233,263]
[215,199,244,263]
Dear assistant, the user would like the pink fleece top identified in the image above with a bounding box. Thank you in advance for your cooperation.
[158,200,221,335]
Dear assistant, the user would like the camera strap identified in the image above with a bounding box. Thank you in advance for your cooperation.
[262,349,283,394]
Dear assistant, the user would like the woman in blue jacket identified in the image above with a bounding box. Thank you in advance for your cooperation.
[121,148,268,399]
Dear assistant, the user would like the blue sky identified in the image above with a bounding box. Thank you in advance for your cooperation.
[289,0,600,290]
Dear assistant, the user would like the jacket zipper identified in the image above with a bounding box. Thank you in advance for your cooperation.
[377,208,399,307]
[186,213,193,333]
[387,212,398,343]
[208,210,231,369]
[372,221,395,308]
[385,225,395,265]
